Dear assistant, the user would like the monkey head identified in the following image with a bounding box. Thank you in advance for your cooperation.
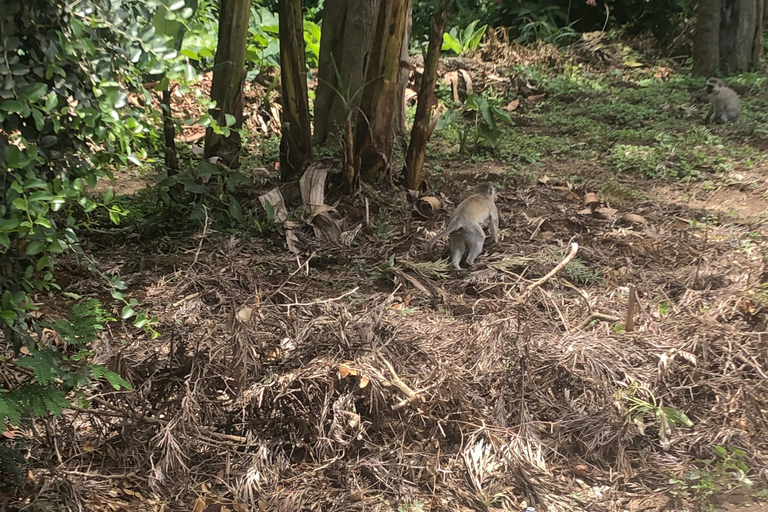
[706,78,723,94]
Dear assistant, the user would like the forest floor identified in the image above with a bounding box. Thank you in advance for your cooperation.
[16,37,768,512]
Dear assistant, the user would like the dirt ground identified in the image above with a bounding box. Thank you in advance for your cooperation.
[11,47,768,512]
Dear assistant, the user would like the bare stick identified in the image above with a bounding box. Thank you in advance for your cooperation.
[519,242,579,302]
[625,285,637,332]
[575,312,621,331]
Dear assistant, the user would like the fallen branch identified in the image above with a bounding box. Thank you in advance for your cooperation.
[575,312,621,331]
[381,359,423,411]
[519,242,579,303]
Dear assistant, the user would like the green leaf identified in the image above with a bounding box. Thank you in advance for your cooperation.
[121,305,135,319]
[103,188,114,204]
[435,108,463,131]
[196,161,220,177]
[476,124,500,147]
[477,96,495,130]
[228,196,243,222]
[661,406,693,427]
[26,241,45,256]
[0,234,10,250]
[108,210,120,225]
[0,100,25,113]
[20,83,48,102]
[181,178,207,194]
[442,32,463,55]
[4,146,29,169]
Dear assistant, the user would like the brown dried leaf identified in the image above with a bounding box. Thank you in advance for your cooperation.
[443,71,460,102]
[622,213,648,225]
[505,99,520,111]
[526,93,546,102]
[594,207,618,219]
[359,376,370,389]
[236,307,253,323]
[339,362,358,378]
[193,498,207,512]
[458,69,474,95]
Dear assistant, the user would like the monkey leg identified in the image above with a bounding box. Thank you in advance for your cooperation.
[464,223,486,266]
[449,231,465,270]
[715,112,729,124]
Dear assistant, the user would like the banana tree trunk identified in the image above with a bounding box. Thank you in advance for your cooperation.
[278,0,312,181]
[354,0,409,185]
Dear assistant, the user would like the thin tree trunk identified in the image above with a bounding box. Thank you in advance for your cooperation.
[354,0,409,185]
[203,0,250,168]
[752,0,766,71]
[161,89,179,175]
[313,0,382,145]
[278,0,312,181]
[404,1,446,191]
[693,0,721,76]
[393,0,412,148]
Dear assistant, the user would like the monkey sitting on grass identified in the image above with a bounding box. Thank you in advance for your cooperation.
[427,183,499,270]
[705,78,741,125]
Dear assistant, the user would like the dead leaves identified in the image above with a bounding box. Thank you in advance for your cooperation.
[538,177,649,225]
[338,362,370,389]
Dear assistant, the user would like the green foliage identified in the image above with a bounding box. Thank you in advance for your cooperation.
[619,383,693,449]
[155,161,279,234]
[562,258,602,285]
[435,93,513,155]
[0,0,176,436]
[669,446,753,507]
[1,300,131,433]
[442,20,488,55]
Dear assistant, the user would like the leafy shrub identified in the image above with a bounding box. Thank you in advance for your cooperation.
[0,0,171,436]
[442,20,488,55]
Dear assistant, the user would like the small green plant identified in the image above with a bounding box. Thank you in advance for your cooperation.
[1,300,132,433]
[436,93,513,156]
[398,499,425,512]
[442,20,487,55]
[618,383,693,449]
[370,254,396,283]
[669,446,753,507]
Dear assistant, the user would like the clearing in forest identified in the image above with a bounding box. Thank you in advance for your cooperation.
[13,43,768,512]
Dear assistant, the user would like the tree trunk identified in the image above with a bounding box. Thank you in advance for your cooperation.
[313,0,382,145]
[278,0,312,181]
[719,0,764,73]
[354,0,409,185]
[161,89,179,175]
[203,0,250,168]
[404,1,446,191]
[692,0,721,76]
[392,0,412,148]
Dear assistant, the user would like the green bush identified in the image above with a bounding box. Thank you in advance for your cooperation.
[0,0,174,436]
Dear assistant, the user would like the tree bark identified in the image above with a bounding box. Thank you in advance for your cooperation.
[313,0,382,145]
[204,0,250,168]
[692,0,721,76]
[278,0,312,181]
[161,88,179,175]
[719,0,763,74]
[354,0,409,185]
[392,0,412,147]
[693,0,764,75]
[404,1,446,191]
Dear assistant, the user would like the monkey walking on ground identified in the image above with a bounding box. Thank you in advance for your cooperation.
[705,78,741,125]
[427,183,499,270]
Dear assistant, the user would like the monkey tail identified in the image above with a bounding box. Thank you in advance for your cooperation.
[427,220,459,255]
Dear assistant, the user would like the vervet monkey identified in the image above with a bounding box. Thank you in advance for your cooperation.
[427,183,499,270]
[705,78,741,124]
